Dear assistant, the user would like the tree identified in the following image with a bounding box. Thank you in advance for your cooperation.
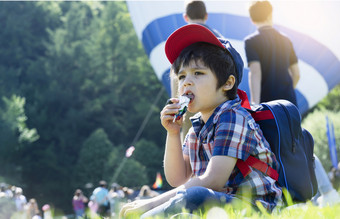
[316,84,340,112]
[133,139,164,185]
[0,1,168,213]
[0,95,38,184]
[74,128,113,188]
[0,1,60,97]
[114,159,148,188]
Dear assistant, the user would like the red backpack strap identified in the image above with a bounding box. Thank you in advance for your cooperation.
[236,159,252,177]
[237,156,279,181]
[237,89,251,110]
[251,110,274,121]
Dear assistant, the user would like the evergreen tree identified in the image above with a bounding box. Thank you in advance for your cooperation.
[75,128,113,187]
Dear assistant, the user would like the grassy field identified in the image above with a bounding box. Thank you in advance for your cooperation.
[84,194,340,219]
[112,202,340,219]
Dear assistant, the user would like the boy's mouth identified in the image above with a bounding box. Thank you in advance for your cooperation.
[183,92,194,103]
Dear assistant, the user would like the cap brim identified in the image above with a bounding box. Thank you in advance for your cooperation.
[165,24,224,64]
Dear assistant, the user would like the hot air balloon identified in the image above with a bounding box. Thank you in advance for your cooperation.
[126,1,340,115]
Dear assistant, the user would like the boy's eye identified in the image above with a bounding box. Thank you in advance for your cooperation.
[194,71,203,75]
[178,75,185,80]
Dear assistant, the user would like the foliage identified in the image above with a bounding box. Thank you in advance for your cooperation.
[133,139,165,185]
[1,95,39,144]
[115,159,148,188]
[0,95,38,185]
[74,128,113,188]
[302,109,340,169]
[316,84,340,112]
[0,1,60,97]
[0,1,168,213]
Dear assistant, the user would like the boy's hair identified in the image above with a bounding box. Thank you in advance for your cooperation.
[185,0,207,20]
[249,1,273,23]
[172,42,238,99]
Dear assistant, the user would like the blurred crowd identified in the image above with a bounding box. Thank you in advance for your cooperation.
[0,182,52,219]
[1,180,161,219]
[74,180,160,218]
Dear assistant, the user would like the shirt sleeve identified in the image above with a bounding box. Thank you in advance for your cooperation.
[212,110,257,161]
[245,38,260,64]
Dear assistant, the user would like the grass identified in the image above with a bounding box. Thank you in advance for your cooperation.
[82,199,340,219]
[27,189,339,218]
[106,203,340,219]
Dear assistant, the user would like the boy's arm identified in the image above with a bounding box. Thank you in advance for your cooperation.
[160,96,192,187]
[184,155,237,190]
[248,61,262,104]
[164,132,192,187]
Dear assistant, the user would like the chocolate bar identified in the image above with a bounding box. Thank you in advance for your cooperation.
[173,95,191,122]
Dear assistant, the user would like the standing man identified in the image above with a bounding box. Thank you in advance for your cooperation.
[171,0,222,142]
[244,0,300,106]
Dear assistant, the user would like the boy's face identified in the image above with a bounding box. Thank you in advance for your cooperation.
[177,59,229,122]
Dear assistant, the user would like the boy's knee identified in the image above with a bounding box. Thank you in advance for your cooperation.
[182,186,216,210]
[185,186,213,199]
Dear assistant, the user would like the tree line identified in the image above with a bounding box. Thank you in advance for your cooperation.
[0,1,169,213]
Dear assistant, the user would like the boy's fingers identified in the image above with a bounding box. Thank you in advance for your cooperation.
[165,99,173,105]
[166,98,179,105]
[160,107,179,120]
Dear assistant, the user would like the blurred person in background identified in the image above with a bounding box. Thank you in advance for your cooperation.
[108,183,125,218]
[14,187,27,215]
[26,198,39,219]
[72,189,88,218]
[90,180,110,217]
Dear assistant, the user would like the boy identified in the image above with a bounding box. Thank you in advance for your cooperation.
[120,24,282,218]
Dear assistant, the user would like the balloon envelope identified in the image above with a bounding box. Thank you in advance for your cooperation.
[127,1,340,115]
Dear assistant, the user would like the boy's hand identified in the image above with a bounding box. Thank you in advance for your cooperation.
[160,98,183,134]
[119,199,153,218]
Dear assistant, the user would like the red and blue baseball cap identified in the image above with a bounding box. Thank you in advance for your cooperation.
[165,24,244,85]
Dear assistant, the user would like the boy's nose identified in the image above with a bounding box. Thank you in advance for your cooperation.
[183,75,193,86]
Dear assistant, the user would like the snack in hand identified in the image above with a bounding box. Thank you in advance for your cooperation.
[173,95,191,122]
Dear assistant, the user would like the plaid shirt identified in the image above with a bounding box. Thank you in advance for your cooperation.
[183,97,282,211]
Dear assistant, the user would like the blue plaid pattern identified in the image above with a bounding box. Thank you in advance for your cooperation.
[182,97,282,211]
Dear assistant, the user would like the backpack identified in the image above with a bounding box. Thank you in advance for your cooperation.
[236,89,317,202]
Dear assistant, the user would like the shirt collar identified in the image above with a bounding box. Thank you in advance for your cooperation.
[258,25,274,32]
[190,97,242,138]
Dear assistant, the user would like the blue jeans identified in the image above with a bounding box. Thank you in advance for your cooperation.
[74,209,85,218]
[141,186,238,218]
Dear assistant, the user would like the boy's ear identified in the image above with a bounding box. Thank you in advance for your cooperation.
[222,75,236,91]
